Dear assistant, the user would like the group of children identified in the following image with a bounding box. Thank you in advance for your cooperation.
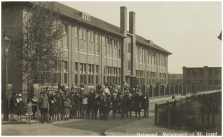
[9,82,150,124]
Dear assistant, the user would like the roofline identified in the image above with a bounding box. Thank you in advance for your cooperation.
[136,41,172,55]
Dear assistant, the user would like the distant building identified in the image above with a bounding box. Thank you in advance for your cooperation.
[168,74,183,85]
[182,66,221,88]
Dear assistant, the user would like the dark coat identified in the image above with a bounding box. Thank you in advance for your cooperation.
[111,97,119,111]
[92,94,101,110]
[74,95,81,110]
[16,97,24,113]
[9,96,17,113]
[100,99,110,113]
[132,95,141,111]
[56,95,63,113]
[70,95,75,111]
[142,96,149,109]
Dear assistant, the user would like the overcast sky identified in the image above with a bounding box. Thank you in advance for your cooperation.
[60,1,222,74]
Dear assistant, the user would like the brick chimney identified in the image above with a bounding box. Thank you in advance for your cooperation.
[129,11,136,77]
[129,11,135,35]
[120,6,127,34]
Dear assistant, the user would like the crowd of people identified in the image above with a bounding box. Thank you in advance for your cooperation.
[9,82,150,124]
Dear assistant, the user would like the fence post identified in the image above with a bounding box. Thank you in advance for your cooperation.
[212,104,215,128]
[207,102,210,128]
[167,103,171,128]
[155,103,158,125]
[163,85,165,97]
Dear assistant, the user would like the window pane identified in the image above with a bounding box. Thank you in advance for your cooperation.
[79,28,82,39]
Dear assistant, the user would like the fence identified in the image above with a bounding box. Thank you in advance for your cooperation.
[154,91,221,130]
[145,84,220,98]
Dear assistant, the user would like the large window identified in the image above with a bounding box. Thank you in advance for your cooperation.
[64,73,67,83]
[118,41,121,59]
[95,33,99,55]
[79,28,82,39]
[106,37,110,57]
[75,62,78,73]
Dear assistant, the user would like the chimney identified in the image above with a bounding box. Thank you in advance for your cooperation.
[129,11,135,35]
[120,6,127,33]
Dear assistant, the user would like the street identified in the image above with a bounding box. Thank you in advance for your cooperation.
[2,99,167,136]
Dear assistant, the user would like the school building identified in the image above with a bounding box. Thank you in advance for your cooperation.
[2,2,171,91]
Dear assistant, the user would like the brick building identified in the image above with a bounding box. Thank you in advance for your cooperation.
[182,66,221,88]
[2,2,171,91]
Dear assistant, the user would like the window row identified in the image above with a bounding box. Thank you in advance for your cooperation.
[105,66,121,76]
[104,37,121,59]
[75,62,98,74]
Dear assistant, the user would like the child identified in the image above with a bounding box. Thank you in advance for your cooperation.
[16,94,24,121]
[25,99,33,124]
[64,97,71,120]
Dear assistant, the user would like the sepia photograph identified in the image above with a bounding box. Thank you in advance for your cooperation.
[1,1,222,136]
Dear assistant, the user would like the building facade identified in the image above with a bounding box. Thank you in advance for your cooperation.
[2,2,171,91]
[182,66,221,88]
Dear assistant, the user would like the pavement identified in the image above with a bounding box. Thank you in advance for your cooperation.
[1,90,221,136]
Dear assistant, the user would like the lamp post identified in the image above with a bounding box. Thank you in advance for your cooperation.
[2,34,10,121]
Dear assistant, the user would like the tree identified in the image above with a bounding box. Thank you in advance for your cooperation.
[3,2,65,91]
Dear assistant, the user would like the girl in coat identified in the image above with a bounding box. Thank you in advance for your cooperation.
[16,94,24,121]
[31,95,38,119]
[25,99,33,124]
[64,97,71,120]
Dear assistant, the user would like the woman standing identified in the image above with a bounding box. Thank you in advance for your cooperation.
[31,95,38,119]
[9,92,17,122]
[16,94,24,121]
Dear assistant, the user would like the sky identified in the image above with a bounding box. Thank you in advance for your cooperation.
[60,1,222,74]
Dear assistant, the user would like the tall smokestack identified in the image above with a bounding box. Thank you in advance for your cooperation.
[129,11,135,35]
[120,6,127,33]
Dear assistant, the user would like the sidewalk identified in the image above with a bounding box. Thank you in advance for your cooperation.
[105,113,198,136]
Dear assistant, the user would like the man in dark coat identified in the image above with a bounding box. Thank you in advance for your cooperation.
[142,93,149,118]
[87,89,95,118]
[56,90,62,121]
[92,92,101,119]
[133,92,142,119]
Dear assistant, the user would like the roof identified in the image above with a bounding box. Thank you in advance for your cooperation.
[3,1,172,54]
[53,2,125,38]
[136,35,172,54]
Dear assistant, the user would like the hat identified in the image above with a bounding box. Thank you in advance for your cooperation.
[113,93,117,96]
[18,94,22,97]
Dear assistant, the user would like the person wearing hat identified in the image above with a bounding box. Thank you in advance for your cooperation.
[87,89,95,119]
[126,93,133,119]
[38,91,50,124]
[9,92,17,122]
[92,91,101,119]
[132,91,142,120]
[119,93,127,120]
[111,93,118,119]
[142,93,149,118]
[69,91,75,119]
[16,93,24,121]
